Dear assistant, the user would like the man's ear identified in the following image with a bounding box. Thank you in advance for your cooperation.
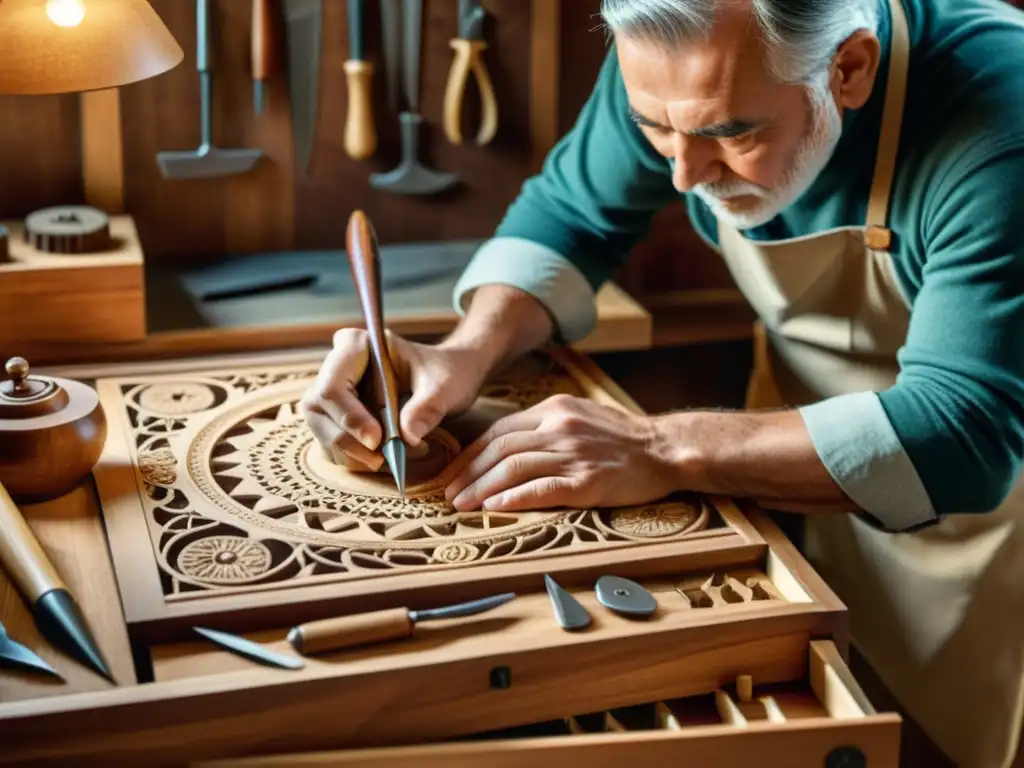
[831,29,882,109]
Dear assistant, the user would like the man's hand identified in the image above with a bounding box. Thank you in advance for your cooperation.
[300,328,490,470]
[444,394,677,511]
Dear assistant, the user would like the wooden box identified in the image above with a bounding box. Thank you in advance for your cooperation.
[0,348,902,766]
[0,211,146,351]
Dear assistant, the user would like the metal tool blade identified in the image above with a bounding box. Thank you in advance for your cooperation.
[544,574,591,631]
[401,0,422,112]
[193,627,305,670]
[381,438,407,499]
[380,0,402,112]
[457,0,487,40]
[0,621,62,679]
[595,575,658,618]
[409,592,516,623]
[283,0,323,173]
[346,0,366,61]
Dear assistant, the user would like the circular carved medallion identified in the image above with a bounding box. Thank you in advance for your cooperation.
[599,500,706,540]
[139,383,217,416]
[178,535,272,584]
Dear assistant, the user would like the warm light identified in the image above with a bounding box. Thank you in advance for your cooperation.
[45,0,86,27]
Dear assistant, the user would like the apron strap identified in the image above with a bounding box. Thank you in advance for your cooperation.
[864,0,911,249]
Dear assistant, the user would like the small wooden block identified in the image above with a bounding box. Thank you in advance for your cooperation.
[737,674,754,703]
[0,214,145,349]
[864,226,892,250]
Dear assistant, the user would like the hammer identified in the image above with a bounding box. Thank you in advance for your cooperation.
[370,0,457,195]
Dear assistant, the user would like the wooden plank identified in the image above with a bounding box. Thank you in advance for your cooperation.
[80,89,125,214]
[194,717,902,768]
[530,0,561,169]
[0,483,136,703]
[0,632,812,765]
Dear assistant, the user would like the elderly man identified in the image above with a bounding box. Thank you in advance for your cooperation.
[302,0,1024,764]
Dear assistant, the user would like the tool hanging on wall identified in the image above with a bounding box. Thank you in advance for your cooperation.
[251,0,273,115]
[380,0,402,113]
[284,0,324,174]
[287,592,517,656]
[157,0,264,179]
[370,0,458,195]
[343,0,377,160]
[443,0,498,146]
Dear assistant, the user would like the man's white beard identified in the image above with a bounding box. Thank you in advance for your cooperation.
[693,72,843,229]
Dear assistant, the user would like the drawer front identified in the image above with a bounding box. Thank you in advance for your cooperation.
[196,641,902,768]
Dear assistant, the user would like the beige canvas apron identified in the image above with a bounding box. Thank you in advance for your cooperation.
[713,0,1024,765]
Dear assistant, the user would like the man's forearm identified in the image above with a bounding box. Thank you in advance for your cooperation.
[440,284,556,373]
[651,409,860,515]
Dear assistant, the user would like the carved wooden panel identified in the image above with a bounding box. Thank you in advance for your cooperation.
[93,348,765,642]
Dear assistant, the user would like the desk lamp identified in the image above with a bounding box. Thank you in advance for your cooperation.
[0,0,182,682]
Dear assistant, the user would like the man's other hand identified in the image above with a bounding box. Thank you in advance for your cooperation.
[444,394,677,511]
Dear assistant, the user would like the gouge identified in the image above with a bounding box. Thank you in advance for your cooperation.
[287,592,517,655]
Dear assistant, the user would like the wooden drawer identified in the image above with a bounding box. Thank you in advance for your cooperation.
[199,640,901,768]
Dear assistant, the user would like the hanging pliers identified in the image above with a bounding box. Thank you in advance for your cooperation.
[443,0,499,146]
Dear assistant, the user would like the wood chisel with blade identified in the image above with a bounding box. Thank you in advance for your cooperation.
[283,0,323,173]
[287,592,516,655]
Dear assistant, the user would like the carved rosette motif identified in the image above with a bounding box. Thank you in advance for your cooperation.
[107,365,711,598]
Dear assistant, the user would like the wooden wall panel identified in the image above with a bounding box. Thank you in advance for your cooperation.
[0,94,82,217]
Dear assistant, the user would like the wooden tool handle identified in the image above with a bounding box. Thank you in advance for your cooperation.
[443,38,499,146]
[0,481,66,602]
[344,60,378,160]
[251,0,274,82]
[291,607,413,655]
[345,211,402,442]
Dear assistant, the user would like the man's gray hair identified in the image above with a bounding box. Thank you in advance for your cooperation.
[600,0,880,85]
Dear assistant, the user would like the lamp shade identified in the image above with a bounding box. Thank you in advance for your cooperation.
[0,0,184,95]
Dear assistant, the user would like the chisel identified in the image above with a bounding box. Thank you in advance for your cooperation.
[251,0,273,115]
[344,0,377,159]
[287,592,517,655]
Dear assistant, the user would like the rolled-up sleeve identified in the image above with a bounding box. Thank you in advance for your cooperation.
[800,145,1024,532]
[453,47,678,343]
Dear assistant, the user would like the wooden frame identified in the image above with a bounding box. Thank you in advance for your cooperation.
[90,345,769,643]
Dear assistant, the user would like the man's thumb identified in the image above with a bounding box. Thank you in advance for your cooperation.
[399,386,447,446]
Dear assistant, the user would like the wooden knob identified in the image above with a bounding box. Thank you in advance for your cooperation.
[6,357,31,395]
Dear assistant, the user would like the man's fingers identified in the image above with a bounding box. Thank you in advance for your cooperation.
[481,477,580,512]
[303,406,385,471]
[445,430,552,503]
[451,410,546,472]
[399,386,448,447]
[450,450,567,511]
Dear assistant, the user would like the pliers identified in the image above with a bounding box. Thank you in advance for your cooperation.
[443,0,499,146]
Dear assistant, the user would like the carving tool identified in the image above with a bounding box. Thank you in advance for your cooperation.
[345,210,407,498]
[0,619,62,679]
[443,0,498,146]
[287,592,517,655]
[369,0,458,195]
[193,627,305,670]
[251,0,273,115]
[595,575,658,618]
[344,0,377,160]
[284,0,323,174]
[380,0,402,113]
[157,0,264,179]
[544,574,591,631]
[0,482,113,681]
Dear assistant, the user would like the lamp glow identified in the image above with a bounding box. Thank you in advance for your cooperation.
[45,0,86,27]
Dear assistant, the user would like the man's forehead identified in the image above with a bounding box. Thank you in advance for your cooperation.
[614,7,778,131]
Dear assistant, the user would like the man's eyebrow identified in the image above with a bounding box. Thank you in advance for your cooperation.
[627,105,759,137]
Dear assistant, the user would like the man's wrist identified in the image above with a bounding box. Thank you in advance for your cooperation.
[648,412,709,493]
[439,284,555,373]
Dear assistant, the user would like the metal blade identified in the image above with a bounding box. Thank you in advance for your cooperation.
[409,592,516,623]
[457,0,486,40]
[0,635,62,680]
[283,0,323,173]
[346,0,365,61]
[401,0,422,112]
[381,438,406,500]
[380,0,402,112]
[193,627,305,670]
[544,574,591,631]
[595,575,658,618]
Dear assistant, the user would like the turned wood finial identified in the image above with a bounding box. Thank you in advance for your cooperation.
[5,356,31,394]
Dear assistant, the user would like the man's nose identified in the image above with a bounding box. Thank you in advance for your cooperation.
[672,133,721,191]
